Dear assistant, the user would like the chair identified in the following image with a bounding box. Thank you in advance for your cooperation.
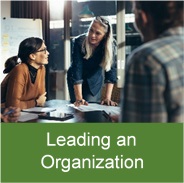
[101,84,121,104]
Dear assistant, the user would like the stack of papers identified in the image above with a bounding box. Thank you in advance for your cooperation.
[68,103,120,116]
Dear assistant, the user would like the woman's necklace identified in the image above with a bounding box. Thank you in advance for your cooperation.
[29,71,36,78]
[29,70,37,84]
[27,63,38,83]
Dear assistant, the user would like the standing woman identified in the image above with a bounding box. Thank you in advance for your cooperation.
[67,16,117,106]
[1,37,49,109]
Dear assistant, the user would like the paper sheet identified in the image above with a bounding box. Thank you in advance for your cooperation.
[68,103,120,116]
[22,107,56,113]
[18,112,38,122]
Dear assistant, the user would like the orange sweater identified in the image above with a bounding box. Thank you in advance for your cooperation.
[1,63,46,109]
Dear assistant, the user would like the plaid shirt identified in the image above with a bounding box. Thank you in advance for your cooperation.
[121,26,184,122]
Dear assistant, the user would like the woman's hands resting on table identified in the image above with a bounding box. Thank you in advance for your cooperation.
[74,99,88,107]
[74,98,118,107]
[73,83,118,107]
[101,83,118,106]
[36,92,47,106]
[101,98,118,106]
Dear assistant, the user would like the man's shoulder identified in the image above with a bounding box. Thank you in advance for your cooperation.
[132,31,184,57]
[129,35,183,63]
[127,35,183,74]
[127,42,156,63]
[126,42,163,76]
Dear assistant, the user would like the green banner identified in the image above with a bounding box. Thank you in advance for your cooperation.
[1,123,183,182]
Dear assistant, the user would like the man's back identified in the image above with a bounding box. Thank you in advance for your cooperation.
[122,26,184,122]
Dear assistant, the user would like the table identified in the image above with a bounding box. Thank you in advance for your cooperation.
[24,100,112,123]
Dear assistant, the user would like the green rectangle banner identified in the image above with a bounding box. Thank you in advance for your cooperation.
[1,123,183,182]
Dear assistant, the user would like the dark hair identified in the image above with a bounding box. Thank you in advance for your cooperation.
[18,37,43,63]
[3,56,19,74]
[135,1,184,34]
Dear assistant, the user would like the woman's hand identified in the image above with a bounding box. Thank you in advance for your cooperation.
[2,107,21,122]
[36,92,47,106]
[101,98,118,106]
[102,83,118,106]
[74,99,88,107]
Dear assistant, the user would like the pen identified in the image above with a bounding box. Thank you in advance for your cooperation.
[3,109,15,116]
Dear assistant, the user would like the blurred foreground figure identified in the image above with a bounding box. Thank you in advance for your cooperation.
[121,1,184,122]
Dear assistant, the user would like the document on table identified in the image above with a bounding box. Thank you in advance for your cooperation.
[18,112,38,122]
[68,103,120,116]
[22,107,56,113]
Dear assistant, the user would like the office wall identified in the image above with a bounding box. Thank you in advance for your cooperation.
[1,1,11,18]
[1,1,10,83]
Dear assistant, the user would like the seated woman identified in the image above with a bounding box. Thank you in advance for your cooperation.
[1,37,49,109]
[1,56,20,106]
[67,16,117,107]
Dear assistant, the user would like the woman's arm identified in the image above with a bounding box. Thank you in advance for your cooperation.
[101,83,118,106]
[73,84,88,106]
[102,41,118,106]
[70,36,87,106]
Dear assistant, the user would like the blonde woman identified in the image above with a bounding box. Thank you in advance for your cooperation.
[67,16,117,106]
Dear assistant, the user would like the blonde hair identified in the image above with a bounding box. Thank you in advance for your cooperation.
[82,16,114,72]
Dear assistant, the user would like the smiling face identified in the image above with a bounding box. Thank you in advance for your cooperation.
[88,22,107,47]
[29,43,49,68]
